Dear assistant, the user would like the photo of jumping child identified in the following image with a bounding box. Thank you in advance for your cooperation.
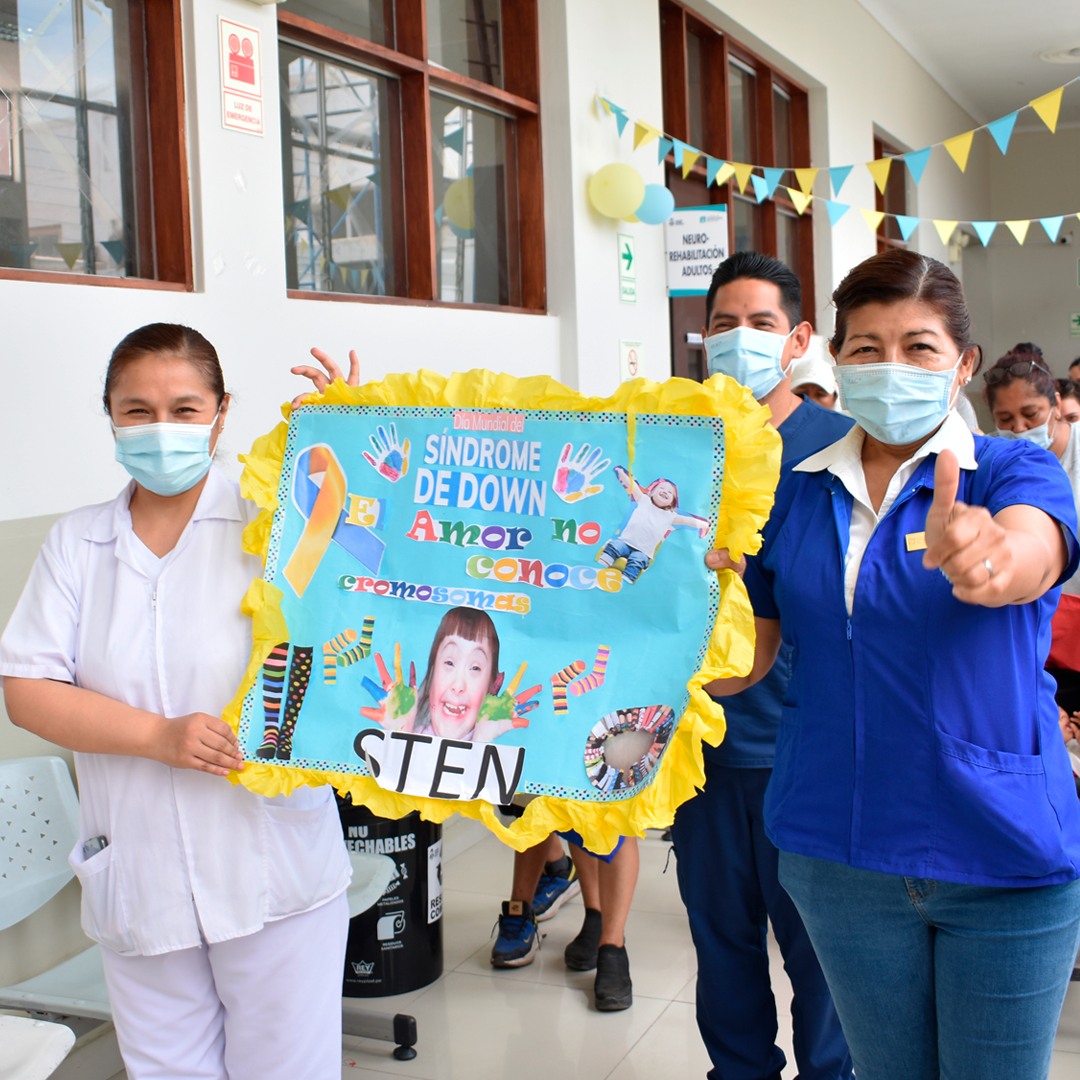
[598,466,710,583]
[358,607,540,744]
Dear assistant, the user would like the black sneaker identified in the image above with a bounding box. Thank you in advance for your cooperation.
[490,900,539,968]
[564,908,603,971]
[594,943,632,1011]
[533,855,581,922]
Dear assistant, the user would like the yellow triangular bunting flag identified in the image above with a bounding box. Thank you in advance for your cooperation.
[861,208,886,232]
[328,184,352,212]
[785,187,813,215]
[866,158,892,195]
[943,131,974,172]
[713,162,736,187]
[633,121,660,150]
[794,168,819,195]
[933,220,959,246]
[681,150,701,178]
[1030,87,1063,134]
[732,163,754,193]
[1005,219,1031,245]
[597,96,612,115]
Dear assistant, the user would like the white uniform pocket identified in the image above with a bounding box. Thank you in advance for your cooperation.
[69,840,139,955]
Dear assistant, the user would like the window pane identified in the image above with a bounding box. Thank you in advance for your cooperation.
[773,86,792,166]
[431,93,517,305]
[285,1,394,48]
[776,207,799,274]
[687,32,705,150]
[280,46,399,296]
[428,0,503,87]
[732,195,760,254]
[0,0,139,276]
[728,61,755,163]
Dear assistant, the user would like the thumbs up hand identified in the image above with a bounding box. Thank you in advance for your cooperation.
[922,450,1008,604]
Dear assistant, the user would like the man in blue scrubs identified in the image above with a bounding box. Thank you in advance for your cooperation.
[671,252,853,1080]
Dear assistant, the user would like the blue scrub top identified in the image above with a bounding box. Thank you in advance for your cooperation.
[707,399,853,767]
[745,434,1080,887]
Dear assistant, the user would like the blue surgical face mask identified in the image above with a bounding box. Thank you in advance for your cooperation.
[994,419,1055,450]
[835,356,963,446]
[704,325,795,400]
[113,414,220,496]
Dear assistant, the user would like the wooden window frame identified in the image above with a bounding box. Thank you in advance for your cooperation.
[280,0,544,313]
[659,0,814,317]
[0,0,191,291]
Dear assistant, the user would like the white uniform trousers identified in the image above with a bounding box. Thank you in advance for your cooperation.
[100,892,349,1080]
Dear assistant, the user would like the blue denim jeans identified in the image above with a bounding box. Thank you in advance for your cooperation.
[599,539,650,582]
[778,851,1080,1080]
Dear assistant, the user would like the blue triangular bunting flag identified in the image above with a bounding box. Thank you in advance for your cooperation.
[825,200,850,226]
[902,148,932,185]
[972,221,998,246]
[612,106,630,137]
[987,112,1018,155]
[750,174,769,203]
[829,165,853,196]
[657,137,673,164]
[895,215,920,241]
[1040,216,1065,242]
[763,167,785,197]
[706,157,723,187]
[101,240,125,265]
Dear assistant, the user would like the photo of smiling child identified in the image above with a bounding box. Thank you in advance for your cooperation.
[360,607,538,744]
[598,465,710,584]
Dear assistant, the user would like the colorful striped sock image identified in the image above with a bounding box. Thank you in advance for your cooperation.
[277,645,314,760]
[551,659,586,715]
[569,645,611,696]
[336,615,376,670]
[323,628,358,685]
[257,642,289,758]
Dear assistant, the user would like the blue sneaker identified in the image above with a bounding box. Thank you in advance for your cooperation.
[491,900,539,967]
[533,856,581,922]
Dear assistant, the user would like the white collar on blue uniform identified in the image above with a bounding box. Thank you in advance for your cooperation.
[792,408,978,479]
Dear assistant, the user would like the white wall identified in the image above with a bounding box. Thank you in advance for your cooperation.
[963,127,1080,375]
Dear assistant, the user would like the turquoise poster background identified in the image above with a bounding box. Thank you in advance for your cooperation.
[238,404,725,806]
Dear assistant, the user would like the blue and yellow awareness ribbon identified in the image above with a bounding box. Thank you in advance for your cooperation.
[283,444,386,597]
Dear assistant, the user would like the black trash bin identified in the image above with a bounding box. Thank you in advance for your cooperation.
[337,795,443,997]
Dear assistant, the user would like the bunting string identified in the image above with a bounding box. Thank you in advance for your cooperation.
[594,77,1080,246]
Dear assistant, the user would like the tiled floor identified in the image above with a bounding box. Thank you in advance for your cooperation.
[341,818,1080,1079]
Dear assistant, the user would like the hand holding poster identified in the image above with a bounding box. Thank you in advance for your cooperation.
[224,370,780,851]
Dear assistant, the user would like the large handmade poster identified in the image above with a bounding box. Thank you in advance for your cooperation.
[226,371,779,850]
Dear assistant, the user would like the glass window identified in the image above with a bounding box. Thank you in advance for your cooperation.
[0,0,147,277]
[686,32,705,150]
[431,93,516,305]
[732,196,760,254]
[728,61,756,163]
[773,86,792,166]
[280,45,400,296]
[776,207,800,273]
[278,2,541,309]
[286,1,395,49]
[427,0,503,87]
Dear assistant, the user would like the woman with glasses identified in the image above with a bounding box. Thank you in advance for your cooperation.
[985,343,1080,594]
[706,251,1080,1080]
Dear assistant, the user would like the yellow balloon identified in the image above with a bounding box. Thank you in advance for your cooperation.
[444,177,475,231]
[588,163,645,220]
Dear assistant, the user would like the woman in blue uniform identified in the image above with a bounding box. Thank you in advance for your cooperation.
[708,249,1080,1080]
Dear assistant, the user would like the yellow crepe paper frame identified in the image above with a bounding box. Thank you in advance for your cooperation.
[224,369,780,852]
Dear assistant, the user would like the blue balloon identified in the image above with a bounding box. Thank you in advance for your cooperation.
[634,183,675,225]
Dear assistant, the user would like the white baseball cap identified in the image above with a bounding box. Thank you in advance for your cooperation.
[789,354,838,396]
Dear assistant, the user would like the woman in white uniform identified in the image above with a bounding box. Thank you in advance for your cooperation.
[0,324,353,1080]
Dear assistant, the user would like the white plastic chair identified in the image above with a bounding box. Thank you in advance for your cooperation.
[0,757,112,1023]
[0,1015,75,1080]
[0,757,417,1059]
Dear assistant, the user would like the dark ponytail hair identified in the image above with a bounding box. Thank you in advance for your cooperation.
[103,323,226,415]
[830,249,982,374]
